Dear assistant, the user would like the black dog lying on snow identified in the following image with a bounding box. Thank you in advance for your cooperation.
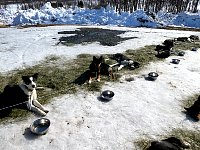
[155,39,174,58]
[184,95,200,121]
[147,137,190,150]
[0,73,48,117]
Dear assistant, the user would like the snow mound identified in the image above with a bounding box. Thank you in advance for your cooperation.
[1,2,200,28]
[172,12,200,28]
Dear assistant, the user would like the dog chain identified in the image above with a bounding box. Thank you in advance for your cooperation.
[0,101,28,111]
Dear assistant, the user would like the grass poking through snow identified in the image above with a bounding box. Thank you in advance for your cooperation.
[134,138,150,150]
[0,54,119,122]
[0,39,199,123]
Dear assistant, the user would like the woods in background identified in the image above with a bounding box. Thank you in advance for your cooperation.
[0,0,199,14]
[108,0,199,13]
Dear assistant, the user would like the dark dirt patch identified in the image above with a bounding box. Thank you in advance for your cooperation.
[57,28,138,46]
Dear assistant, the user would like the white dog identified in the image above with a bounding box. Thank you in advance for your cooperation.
[19,73,49,116]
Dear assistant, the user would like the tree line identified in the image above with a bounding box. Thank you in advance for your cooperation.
[105,0,199,13]
[0,0,199,14]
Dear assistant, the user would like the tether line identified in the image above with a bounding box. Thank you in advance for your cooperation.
[0,101,28,111]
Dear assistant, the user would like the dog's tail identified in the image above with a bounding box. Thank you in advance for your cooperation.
[109,63,119,68]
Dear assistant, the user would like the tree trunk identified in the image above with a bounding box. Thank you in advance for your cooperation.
[193,0,199,13]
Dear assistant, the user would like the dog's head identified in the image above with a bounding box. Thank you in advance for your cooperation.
[92,56,103,67]
[163,39,174,48]
[163,137,190,149]
[22,73,38,91]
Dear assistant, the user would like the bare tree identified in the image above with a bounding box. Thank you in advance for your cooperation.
[193,0,199,12]
[0,0,198,13]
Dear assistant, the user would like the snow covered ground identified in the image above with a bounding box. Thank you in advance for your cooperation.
[0,25,199,73]
[0,25,200,150]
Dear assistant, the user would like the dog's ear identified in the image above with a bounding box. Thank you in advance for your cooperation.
[22,76,29,82]
[32,73,39,80]
[164,137,179,143]
[93,56,97,61]
[198,95,200,101]
[99,56,103,62]
[150,141,159,146]
[164,137,189,148]
[172,137,190,148]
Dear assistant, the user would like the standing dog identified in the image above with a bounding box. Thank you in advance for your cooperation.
[147,137,190,150]
[0,73,48,117]
[112,53,140,71]
[88,56,113,84]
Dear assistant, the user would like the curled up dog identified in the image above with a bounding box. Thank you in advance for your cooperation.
[184,95,200,121]
[0,73,49,117]
[88,56,114,84]
[147,137,190,150]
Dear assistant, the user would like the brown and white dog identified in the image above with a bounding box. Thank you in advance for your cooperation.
[0,73,48,117]
[88,56,114,84]
[184,95,200,121]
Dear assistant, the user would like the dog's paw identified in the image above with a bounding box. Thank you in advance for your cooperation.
[40,111,47,117]
[44,110,49,114]
[184,107,189,111]
[97,79,100,82]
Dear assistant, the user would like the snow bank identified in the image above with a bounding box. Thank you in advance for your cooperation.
[1,2,200,28]
[11,3,157,27]
[172,12,200,28]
